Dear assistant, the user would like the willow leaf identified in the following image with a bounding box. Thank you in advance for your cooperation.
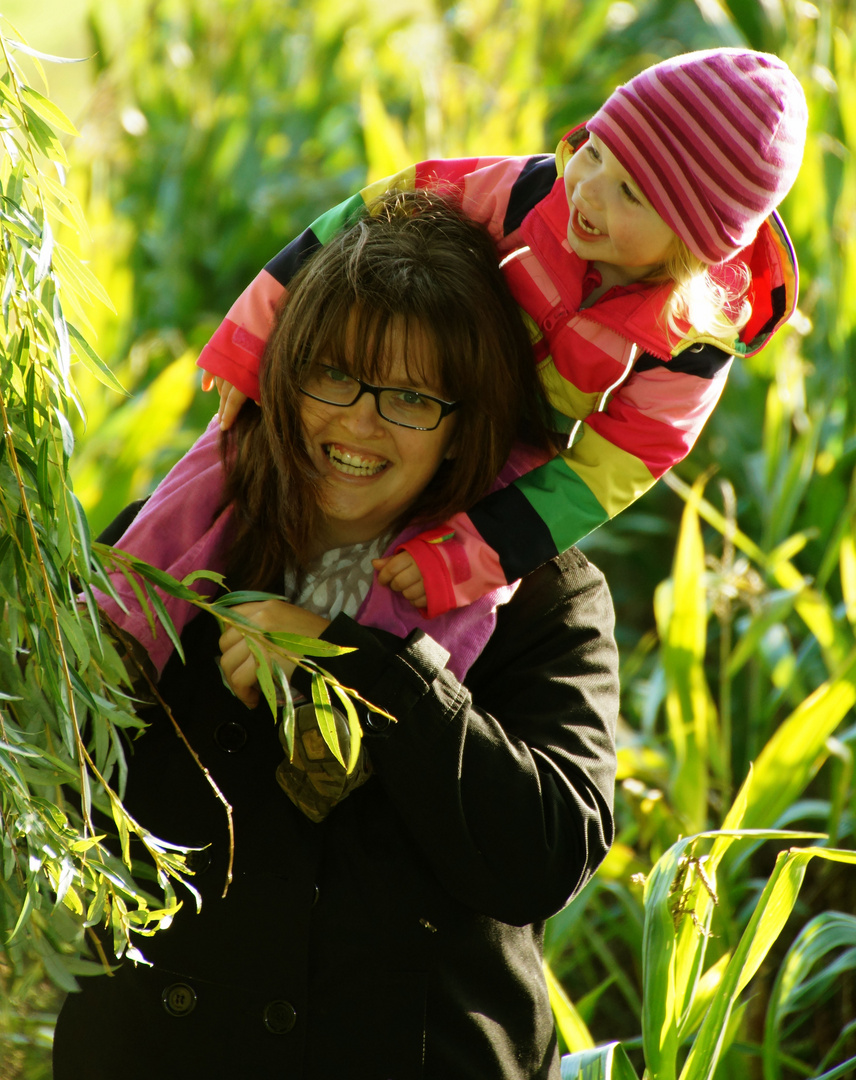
[311,673,346,768]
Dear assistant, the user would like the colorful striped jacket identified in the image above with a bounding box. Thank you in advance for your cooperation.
[197,130,799,616]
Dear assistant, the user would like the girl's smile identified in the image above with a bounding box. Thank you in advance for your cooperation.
[564,133,677,287]
[569,206,605,240]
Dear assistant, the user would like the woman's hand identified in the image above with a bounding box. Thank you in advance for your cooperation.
[218,600,331,709]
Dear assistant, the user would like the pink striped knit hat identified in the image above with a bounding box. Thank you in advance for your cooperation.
[586,48,807,264]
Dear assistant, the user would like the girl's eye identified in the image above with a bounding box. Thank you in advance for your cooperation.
[621,184,641,205]
[585,144,601,162]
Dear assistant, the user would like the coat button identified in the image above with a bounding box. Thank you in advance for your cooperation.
[363,710,390,734]
[162,982,197,1017]
[214,720,248,752]
[185,847,212,875]
[263,999,297,1034]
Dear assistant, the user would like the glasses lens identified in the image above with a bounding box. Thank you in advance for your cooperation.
[378,389,442,429]
[302,365,358,403]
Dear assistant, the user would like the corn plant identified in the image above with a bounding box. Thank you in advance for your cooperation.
[558,822,856,1080]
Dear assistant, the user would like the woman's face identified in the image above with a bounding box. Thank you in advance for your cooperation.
[300,317,458,553]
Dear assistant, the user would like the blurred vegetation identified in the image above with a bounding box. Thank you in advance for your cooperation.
[1,0,855,1076]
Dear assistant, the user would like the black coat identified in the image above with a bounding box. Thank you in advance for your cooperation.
[53,547,618,1080]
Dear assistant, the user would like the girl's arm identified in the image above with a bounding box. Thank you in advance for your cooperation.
[196,153,554,401]
[400,343,734,614]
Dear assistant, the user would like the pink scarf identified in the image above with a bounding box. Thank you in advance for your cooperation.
[94,418,545,680]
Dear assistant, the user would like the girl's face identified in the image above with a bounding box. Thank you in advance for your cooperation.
[299,317,458,554]
[564,133,677,285]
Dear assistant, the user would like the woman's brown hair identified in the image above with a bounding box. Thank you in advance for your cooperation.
[223,189,551,591]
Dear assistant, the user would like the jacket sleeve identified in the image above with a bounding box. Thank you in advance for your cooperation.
[402,341,734,598]
[292,547,618,926]
[196,154,549,400]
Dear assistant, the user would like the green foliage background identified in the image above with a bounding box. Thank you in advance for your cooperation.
[1,0,855,1077]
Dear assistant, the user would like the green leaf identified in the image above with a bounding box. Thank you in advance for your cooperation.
[67,323,127,395]
[546,959,595,1052]
[20,84,79,137]
[6,38,90,64]
[279,685,295,761]
[331,682,363,774]
[681,847,856,1080]
[244,635,279,716]
[39,948,81,994]
[813,1056,856,1080]
[52,243,115,310]
[560,1043,640,1080]
[181,568,226,588]
[70,491,92,571]
[311,673,346,768]
[144,583,186,664]
[21,103,68,164]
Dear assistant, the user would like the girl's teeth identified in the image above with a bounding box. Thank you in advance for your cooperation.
[578,212,603,236]
[325,446,387,476]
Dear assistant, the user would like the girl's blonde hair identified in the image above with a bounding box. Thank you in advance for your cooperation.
[656,238,752,345]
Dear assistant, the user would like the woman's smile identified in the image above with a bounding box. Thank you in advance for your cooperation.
[301,322,457,550]
[324,442,389,478]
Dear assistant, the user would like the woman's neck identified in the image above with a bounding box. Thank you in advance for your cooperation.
[305,524,386,562]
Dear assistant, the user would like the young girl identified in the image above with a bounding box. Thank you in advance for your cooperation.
[104,47,807,648]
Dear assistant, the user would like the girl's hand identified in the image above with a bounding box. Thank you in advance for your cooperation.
[372,553,427,609]
[218,600,330,709]
[200,371,250,430]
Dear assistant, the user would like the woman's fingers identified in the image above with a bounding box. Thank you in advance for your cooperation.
[217,602,331,708]
[218,636,261,708]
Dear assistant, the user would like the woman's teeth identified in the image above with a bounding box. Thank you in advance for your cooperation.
[325,445,388,476]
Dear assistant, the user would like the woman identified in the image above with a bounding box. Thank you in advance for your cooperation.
[53,193,619,1079]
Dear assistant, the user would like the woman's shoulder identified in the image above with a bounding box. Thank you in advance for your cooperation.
[479,547,616,666]
[513,547,610,607]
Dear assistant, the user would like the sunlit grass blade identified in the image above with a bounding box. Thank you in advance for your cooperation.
[654,476,714,834]
[560,1042,640,1080]
[735,647,856,833]
[545,959,595,1052]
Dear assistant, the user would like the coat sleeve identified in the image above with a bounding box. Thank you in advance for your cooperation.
[402,341,733,598]
[196,154,550,400]
[292,547,618,926]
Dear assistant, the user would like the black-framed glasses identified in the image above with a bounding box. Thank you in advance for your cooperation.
[299,364,461,431]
